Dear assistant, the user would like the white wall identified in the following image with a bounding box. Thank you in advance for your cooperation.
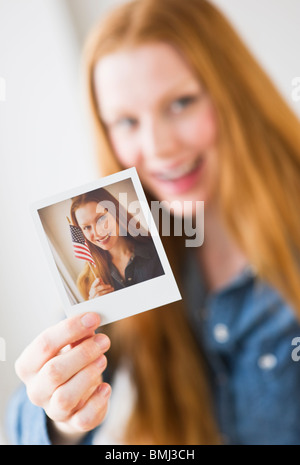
[0,0,98,444]
[0,0,299,444]
[64,0,127,44]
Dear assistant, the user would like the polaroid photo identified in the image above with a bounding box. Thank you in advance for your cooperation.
[32,168,181,326]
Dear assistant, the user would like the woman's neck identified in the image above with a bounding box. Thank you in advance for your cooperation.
[108,237,133,278]
[108,237,132,261]
[197,203,248,293]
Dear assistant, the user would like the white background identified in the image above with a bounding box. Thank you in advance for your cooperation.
[0,0,300,444]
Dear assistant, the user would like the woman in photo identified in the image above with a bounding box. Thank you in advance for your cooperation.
[9,0,300,445]
[70,187,164,300]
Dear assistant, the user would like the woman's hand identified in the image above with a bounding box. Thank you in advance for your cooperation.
[89,278,114,300]
[15,312,111,444]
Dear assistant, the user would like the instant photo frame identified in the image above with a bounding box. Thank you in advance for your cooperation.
[32,168,181,326]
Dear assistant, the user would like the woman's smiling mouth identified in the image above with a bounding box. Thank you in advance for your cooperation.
[150,157,204,194]
[96,233,111,244]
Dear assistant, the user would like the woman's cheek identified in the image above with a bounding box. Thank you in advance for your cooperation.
[83,231,91,242]
[179,105,218,151]
[109,133,139,169]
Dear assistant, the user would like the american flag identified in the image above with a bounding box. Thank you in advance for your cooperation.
[69,224,96,267]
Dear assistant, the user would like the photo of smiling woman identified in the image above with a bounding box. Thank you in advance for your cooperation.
[70,187,165,301]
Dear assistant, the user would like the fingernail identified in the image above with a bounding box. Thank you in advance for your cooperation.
[94,355,106,369]
[81,312,100,328]
[94,333,110,351]
[97,383,111,397]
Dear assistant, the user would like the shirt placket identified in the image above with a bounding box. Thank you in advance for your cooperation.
[124,254,135,286]
[203,293,240,444]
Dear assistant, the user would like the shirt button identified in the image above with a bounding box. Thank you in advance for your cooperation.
[127,277,132,281]
[213,323,229,343]
[258,353,277,370]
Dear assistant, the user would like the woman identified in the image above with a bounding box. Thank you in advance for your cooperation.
[70,188,164,300]
[9,0,300,445]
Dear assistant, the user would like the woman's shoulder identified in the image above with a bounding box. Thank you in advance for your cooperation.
[134,236,154,254]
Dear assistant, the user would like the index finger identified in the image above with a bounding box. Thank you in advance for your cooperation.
[15,312,101,381]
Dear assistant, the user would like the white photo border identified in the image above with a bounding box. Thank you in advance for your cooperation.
[31,167,182,326]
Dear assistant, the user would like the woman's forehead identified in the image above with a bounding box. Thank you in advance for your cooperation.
[94,43,200,115]
[75,201,107,222]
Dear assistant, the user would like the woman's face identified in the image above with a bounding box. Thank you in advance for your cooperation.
[94,42,219,216]
[75,201,119,251]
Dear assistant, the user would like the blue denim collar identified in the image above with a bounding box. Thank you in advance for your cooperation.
[182,249,257,315]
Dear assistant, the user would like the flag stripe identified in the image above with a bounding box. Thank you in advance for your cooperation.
[74,254,96,265]
[69,224,96,267]
[74,249,94,260]
[73,245,91,255]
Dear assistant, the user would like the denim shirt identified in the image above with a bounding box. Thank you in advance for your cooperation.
[6,254,300,444]
[183,253,300,445]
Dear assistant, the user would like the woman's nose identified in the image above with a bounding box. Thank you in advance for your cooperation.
[89,225,98,240]
[96,219,109,236]
[140,116,178,160]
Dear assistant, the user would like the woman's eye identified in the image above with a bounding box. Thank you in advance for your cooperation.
[83,225,91,231]
[97,214,107,225]
[115,117,138,130]
[170,95,197,114]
